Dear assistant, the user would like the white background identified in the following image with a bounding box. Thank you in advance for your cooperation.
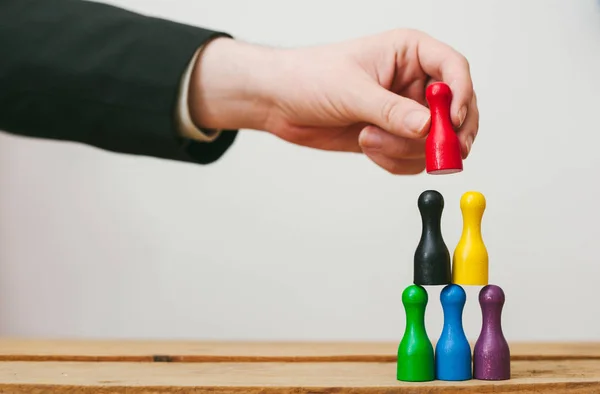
[1,0,599,342]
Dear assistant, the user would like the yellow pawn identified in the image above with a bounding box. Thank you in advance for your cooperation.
[452,191,488,285]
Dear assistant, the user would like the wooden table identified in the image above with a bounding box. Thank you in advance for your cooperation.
[0,339,598,393]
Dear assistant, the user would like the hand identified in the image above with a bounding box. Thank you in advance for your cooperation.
[189,30,478,175]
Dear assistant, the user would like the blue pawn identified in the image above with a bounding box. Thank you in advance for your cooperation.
[435,284,472,381]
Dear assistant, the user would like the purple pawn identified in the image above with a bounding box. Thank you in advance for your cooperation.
[473,284,510,380]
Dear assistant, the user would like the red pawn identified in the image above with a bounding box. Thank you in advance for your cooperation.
[425,82,463,175]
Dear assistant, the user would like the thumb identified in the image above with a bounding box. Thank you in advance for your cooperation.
[353,83,431,139]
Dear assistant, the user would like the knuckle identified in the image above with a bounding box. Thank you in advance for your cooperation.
[380,99,399,128]
[391,28,426,48]
[457,54,471,71]
[388,28,409,38]
[385,28,425,48]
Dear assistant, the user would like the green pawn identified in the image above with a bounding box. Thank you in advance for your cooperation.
[397,284,435,382]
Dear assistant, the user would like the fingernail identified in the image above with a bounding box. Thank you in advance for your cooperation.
[404,111,430,134]
[359,129,382,150]
[458,106,467,127]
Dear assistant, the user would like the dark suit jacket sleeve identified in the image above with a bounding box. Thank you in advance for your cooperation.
[0,0,238,164]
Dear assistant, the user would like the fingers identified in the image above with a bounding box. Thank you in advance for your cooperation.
[414,32,474,128]
[358,125,426,174]
[456,90,479,159]
[270,123,364,153]
[352,81,431,139]
[358,125,425,159]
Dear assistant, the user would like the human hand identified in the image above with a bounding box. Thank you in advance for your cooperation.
[189,30,478,174]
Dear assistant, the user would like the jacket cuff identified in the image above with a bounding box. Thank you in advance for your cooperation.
[175,44,222,143]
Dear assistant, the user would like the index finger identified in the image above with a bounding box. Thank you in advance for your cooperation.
[414,31,474,128]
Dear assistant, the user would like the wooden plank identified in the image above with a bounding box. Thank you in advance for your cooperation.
[0,360,599,393]
[0,339,597,362]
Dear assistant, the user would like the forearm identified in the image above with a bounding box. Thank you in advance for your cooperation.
[0,0,237,164]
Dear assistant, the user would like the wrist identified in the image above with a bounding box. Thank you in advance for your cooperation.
[188,37,276,131]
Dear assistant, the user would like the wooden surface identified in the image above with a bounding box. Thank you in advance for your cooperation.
[0,339,599,362]
[0,359,600,393]
[0,340,599,393]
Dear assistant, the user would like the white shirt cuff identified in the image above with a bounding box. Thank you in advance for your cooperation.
[175,46,222,142]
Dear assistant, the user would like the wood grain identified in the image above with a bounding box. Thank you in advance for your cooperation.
[0,360,599,393]
[0,339,598,362]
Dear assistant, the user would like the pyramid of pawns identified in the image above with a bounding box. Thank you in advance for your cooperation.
[396,189,510,382]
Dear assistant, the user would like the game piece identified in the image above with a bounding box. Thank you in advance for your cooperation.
[452,191,488,285]
[425,82,463,174]
[473,284,510,380]
[414,190,451,285]
[397,284,435,382]
[435,284,472,381]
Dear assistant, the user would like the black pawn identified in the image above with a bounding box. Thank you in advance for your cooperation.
[414,190,451,285]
